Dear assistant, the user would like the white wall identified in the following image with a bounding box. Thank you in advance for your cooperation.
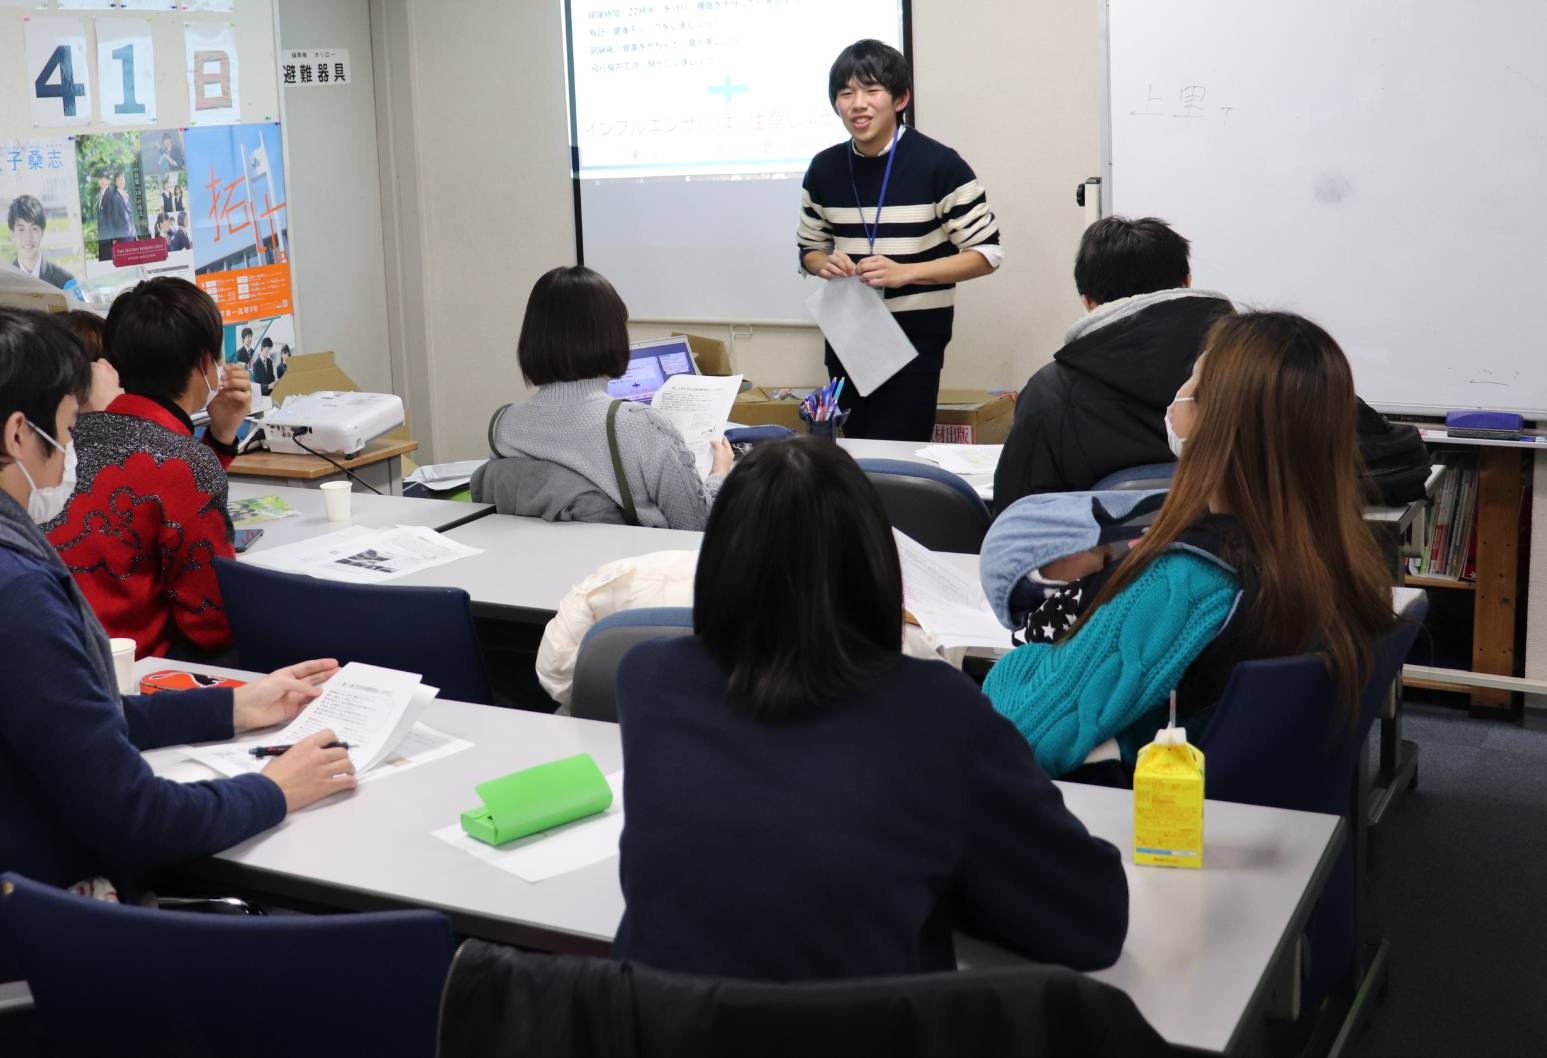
[276,0,392,393]
[373,0,1102,462]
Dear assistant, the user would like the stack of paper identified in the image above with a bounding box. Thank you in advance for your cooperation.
[243,524,482,584]
[916,444,1004,478]
[406,459,488,493]
[180,662,471,783]
[894,530,1011,651]
[650,374,743,477]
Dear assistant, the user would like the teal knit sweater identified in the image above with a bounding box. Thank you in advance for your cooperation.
[982,551,1240,777]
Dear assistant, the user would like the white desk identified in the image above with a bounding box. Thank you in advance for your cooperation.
[142,658,1340,1057]
[387,515,702,623]
[229,483,493,557]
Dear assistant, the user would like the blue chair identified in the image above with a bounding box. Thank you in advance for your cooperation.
[0,872,453,1058]
[1091,462,1177,491]
[571,607,693,722]
[215,557,495,705]
[856,458,993,554]
[1196,600,1427,1025]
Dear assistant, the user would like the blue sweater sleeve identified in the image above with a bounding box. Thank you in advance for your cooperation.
[0,570,286,883]
[982,552,1239,776]
[123,687,236,751]
[953,696,1128,970]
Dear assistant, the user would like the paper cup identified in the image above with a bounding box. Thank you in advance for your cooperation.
[109,638,136,696]
[320,480,353,521]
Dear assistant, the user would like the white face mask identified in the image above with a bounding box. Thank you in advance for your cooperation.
[201,364,221,412]
[1165,396,1195,459]
[16,420,77,524]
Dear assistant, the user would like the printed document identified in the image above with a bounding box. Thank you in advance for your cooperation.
[243,524,481,584]
[650,373,743,477]
[806,276,917,396]
[431,771,626,883]
[916,444,1003,477]
[894,530,1010,651]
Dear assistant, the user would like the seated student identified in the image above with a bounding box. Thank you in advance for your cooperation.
[43,278,251,659]
[474,266,731,529]
[981,311,1395,779]
[0,308,354,894]
[994,216,1232,511]
[612,439,1127,981]
[57,310,121,412]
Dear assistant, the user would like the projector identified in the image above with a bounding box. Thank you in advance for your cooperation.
[262,391,405,457]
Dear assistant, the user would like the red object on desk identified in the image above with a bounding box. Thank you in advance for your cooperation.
[138,669,248,695]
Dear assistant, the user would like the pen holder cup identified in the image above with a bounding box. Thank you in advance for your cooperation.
[803,409,850,441]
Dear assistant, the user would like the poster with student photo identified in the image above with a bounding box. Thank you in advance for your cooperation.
[0,138,86,297]
[186,123,293,324]
[223,313,294,396]
[75,131,192,305]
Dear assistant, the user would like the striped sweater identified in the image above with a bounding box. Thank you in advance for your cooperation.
[798,127,1001,368]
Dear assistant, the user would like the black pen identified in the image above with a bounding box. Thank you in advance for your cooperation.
[248,741,350,758]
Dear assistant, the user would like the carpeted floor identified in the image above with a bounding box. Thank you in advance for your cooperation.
[1350,702,1547,1057]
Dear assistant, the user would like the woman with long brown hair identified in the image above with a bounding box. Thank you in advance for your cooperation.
[982,310,1394,778]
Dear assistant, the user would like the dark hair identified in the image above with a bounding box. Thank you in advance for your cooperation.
[6,194,46,232]
[104,277,223,400]
[154,211,171,232]
[516,266,630,386]
[240,327,253,340]
[259,337,273,349]
[694,439,904,720]
[58,311,106,363]
[828,39,912,113]
[1073,216,1192,305]
[0,309,92,461]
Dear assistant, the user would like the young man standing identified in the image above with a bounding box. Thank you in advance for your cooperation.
[798,40,1002,441]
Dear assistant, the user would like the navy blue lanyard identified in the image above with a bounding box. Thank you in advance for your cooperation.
[847,125,899,256]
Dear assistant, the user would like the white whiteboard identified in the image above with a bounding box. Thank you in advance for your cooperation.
[1104,0,1547,416]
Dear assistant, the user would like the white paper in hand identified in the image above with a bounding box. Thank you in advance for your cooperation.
[805,276,917,396]
[650,373,743,476]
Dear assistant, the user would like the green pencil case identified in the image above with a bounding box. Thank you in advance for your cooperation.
[459,753,613,847]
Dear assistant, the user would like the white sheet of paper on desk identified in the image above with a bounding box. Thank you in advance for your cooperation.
[430,771,625,883]
[650,374,743,477]
[243,524,482,584]
[893,530,1010,650]
[805,276,917,396]
[179,721,469,784]
[916,444,1004,477]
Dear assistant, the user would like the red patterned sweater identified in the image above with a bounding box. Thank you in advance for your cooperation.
[45,393,237,659]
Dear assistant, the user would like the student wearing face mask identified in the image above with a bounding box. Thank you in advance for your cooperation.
[0,308,356,901]
[43,278,252,660]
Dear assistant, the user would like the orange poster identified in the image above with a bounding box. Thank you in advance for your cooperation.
[197,262,291,323]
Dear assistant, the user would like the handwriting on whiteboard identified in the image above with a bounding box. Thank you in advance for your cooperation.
[1130,83,1235,122]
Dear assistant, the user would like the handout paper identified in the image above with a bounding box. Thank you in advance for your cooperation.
[244,524,482,584]
[894,530,1010,651]
[650,373,743,477]
[805,276,917,396]
[228,494,298,528]
[431,771,625,884]
[917,444,1004,477]
[181,666,432,777]
[405,459,488,492]
[180,721,469,786]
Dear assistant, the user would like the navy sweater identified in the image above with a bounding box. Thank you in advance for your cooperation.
[612,636,1128,981]
[0,545,285,890]
[798,128,1001,372]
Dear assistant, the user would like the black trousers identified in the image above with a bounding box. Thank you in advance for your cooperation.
[828,365,942,441]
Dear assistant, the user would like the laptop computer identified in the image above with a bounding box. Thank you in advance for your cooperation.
[608,335,699,403]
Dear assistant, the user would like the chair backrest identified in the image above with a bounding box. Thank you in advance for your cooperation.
[571,607,693,722]
[1091,462,1177,492]
[438,939,1169,1058]
[215,557,495,705]
[855,458,992,554]
[1195,608,1426,1003]
[0,873,453,1058]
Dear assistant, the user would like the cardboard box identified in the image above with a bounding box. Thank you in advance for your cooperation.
[671,332,732,377]
[732,385,810,430]
[931,389,1015,445]
[266,350,418,470]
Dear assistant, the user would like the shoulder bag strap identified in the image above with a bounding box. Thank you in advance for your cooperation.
[606,399,641,527]
[486,403,512,456]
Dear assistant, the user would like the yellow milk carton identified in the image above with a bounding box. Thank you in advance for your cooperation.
[1133,726,1205,869]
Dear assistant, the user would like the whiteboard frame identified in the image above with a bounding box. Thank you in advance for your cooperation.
[1095,0,1546,422]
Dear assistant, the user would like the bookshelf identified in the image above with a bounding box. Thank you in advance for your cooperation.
[1400,436,1532,715]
